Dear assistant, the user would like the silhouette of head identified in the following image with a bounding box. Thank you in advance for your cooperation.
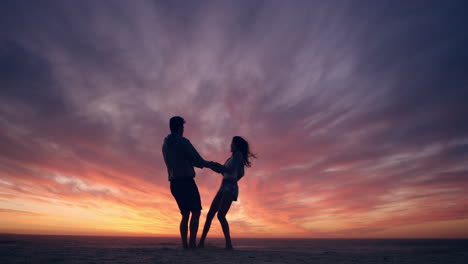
[231,136,256,167]
[169,116,185,135]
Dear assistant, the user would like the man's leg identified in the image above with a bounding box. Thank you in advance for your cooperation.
[189,210,200,248]
[180,211,190,249]
[187,179,202,248]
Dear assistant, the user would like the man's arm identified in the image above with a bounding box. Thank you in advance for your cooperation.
[162,144,172,176]
[207,161,226,174]
[183,139,210,168]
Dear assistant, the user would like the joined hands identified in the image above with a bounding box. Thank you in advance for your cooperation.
[206,161,224,174]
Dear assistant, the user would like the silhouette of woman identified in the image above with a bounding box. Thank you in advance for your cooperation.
[198,136,256,250]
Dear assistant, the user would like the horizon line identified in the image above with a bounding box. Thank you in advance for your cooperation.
[1,232,467,240]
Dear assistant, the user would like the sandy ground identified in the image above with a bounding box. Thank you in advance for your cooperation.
[1,244,467,264]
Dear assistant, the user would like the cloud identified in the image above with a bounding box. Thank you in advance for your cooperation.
[0,208,42,216]
[0,0,467,237]
[0,41,67,116]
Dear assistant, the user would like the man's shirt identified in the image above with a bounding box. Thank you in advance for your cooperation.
[162,134,207,181]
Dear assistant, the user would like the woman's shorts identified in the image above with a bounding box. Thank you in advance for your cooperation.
[217,180,238,201]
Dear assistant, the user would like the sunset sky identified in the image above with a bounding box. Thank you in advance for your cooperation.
[1,0,467,238]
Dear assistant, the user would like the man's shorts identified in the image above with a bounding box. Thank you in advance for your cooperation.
[170,178,202,214]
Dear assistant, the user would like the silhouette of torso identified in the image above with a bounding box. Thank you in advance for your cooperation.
[162,134,205,181]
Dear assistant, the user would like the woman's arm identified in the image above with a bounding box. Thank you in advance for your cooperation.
[216,152,243,174]
[207,161,227,174]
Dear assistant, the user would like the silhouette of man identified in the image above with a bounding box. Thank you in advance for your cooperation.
[162,116,218,249]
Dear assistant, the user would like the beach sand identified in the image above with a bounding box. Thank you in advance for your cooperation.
[1,236,467,264]
[2,245,468,264]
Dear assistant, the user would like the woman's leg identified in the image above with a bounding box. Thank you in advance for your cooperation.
[217,192,234,249]
[198,192,222,248]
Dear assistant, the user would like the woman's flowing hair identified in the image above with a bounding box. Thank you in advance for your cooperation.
[232,136,257,167]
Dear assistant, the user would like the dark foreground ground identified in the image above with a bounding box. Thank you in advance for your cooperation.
[1,235,467,264]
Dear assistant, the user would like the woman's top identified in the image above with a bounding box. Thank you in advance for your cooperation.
[222,151,245,182]
[215,151,245,201]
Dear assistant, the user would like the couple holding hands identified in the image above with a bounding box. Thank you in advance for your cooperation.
[162,116,255,249]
